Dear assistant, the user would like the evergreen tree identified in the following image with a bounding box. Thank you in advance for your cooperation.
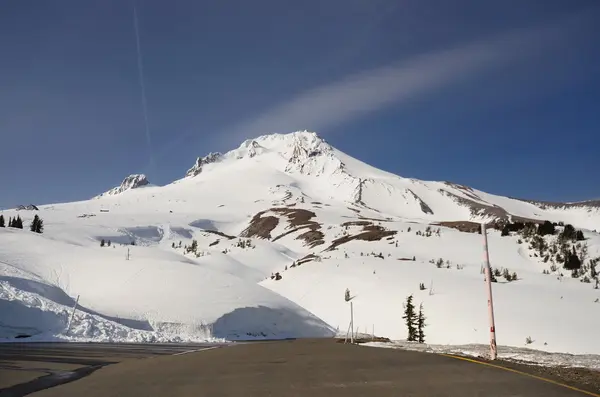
[107,240,110,247]
[8,217,12,227]
[538,221,555,236]
[417,303,426,343]
[402,295,418,342]
[100,239,105,247]
[560,224,576,241]
[0,214,4,227]
[564,249,581,270]
[29,215,43,233]
[15,216,23,229]
[30,215,40,232]
[187,239,198,254]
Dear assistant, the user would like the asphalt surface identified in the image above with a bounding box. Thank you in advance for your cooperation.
[0,342,224,396]
[0,339,597,397]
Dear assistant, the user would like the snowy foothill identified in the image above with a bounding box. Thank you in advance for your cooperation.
[1,131,599,368]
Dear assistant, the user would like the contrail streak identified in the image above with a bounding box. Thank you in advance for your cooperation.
[133,1,154,169]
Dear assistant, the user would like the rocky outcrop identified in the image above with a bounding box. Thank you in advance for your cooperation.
[16,204,39,211]
[185,152,222,177]
[96,174,150,198]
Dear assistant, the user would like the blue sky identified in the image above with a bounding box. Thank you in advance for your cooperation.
[1,0,599,208]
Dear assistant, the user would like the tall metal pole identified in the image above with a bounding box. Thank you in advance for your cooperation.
[350,301,354,344]
[482,223,497,360]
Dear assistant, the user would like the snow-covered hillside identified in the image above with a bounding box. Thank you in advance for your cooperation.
[1,131,599,356]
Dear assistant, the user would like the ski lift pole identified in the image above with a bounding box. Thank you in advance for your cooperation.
[481,223,497,360]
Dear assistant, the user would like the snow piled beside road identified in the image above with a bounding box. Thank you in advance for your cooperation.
[363,341,600,370]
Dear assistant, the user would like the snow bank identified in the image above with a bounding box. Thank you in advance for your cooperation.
[363,341,600,370]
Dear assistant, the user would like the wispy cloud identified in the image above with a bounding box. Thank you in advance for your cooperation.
[215,9,593,146]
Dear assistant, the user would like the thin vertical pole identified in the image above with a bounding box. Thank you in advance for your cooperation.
[482,223,497,360]
[350,301,354,344]
[66,295,80,334]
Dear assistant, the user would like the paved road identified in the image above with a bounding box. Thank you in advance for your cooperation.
[1,339,598,397]
[0,342,225,396]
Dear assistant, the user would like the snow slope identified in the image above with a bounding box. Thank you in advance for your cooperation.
[1,131,599,357]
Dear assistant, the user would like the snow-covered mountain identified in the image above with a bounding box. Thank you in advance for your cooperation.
[95,174,151,198]
[1,131,599,358]
[178,131,600,230]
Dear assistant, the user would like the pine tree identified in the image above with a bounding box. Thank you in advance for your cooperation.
[107,240,110,246]
[402,295,418,342]
[8,217,12,227]
[0,215,4,227]
[100,239,105,247]
[187,239,198,254]
[15,216,23,229]
[30,215,39,232]
[417,303,426,343]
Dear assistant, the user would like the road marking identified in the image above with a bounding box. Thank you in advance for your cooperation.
[440,354,600,397]
[172,346,220,356]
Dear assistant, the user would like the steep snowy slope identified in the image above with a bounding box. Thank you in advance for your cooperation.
[179,131,600,228]
[1,131,599,355]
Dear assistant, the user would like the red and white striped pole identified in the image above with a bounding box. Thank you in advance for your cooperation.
[482,223,497,360]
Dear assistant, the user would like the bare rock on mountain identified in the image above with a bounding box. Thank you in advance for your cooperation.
[16,204,39,211]
[186,152,222,177]
[95,174,150,198]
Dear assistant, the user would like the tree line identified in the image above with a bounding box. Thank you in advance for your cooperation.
[0,214,43,233]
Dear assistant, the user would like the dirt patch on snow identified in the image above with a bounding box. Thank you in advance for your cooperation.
[271,208,319,228]
[203,229,236,240]
[296,230,325,248]
[240,211,280,239]
[357,216,392,222]
[435,221,483,234]
[341,220,372,227]
[325,222,397,251]
[249,208,324,247]
[291,254,320,268]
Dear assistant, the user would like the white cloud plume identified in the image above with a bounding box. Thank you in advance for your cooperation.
[219,9,593,145]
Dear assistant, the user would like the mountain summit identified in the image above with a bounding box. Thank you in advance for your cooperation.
[95,174,150,198]
[97,131,599,230]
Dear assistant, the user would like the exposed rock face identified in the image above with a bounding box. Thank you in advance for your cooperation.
[516,198,600,211]
[185,152,222,177]
[16,204,39,211]
[96,174,150,198]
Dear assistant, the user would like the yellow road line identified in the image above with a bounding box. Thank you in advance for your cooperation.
[440,354,600,397]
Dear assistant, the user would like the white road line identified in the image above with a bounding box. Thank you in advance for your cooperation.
[172,346,220,356]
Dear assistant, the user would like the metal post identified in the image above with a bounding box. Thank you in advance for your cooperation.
[66,295,80,334]
[482,223,497,360]
[350,301,354,344]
